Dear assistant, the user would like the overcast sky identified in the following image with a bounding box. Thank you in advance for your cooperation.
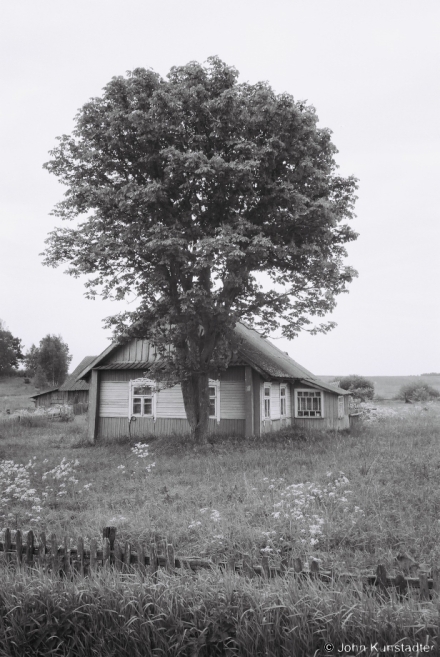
[1,0,439,376]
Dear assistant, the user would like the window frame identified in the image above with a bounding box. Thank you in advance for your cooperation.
[263,382,272,419]
[208,379,220,423]
[280,384,287,417]
[338,395,345,419]
[129,378,156,420]
[294,388,324,418]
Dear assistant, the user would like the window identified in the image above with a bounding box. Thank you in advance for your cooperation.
[338,395,345,419]
[130,379,155,418]
[208,379,220,422]
[264,384,271,419]
[295,389,323,418]
[280,385,287,417]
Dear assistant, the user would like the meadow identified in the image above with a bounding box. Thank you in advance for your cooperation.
[1,394,440,653]
[319,374,440,400]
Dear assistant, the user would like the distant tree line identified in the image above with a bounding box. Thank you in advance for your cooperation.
[0,319,71,388]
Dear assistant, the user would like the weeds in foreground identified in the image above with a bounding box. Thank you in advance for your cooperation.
[0,567,438,656]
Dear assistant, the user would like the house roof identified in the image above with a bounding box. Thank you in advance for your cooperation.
[76,324,349,396]
[30,356,96,399]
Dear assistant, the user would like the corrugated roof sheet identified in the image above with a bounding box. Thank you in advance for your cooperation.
[95,361,152,370]
[30,386,59,399]
[59,356,96,391]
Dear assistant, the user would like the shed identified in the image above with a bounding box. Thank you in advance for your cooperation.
[77,324,350,443]
[30,356,96,408]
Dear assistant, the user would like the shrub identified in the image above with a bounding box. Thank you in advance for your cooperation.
[396,382,440,403]
[335,375,374,401]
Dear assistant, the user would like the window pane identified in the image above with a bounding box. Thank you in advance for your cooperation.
[209,399,216,416]
[133,386,152,396]
[209,387,216,398]
[144,398,152,415]
[133,399,141,414]
[264,399,270,417]
[264,387,270,397]
[280,387,286,397]
[306,397,312,410]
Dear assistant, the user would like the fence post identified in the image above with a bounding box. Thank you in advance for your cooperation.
[90,539,97,573]
[63,536,70,577]
[136,541,146,575]
[432,567,440,596]
[150,543,158,579]
[376,564,389,597]
[293,557,302,573]
[124,542,131,572]
[242,553,255,578]
[102,527,116,553]
[261,554,270,579]
[50,534,58,573]
[310,559,320,579]
[16,530,23,567]
[4,528,11,564]
[419,572,429,601]
[167,543,175,572]
[77,536,84,576]
[38,533,47,570]
[114,542,123,572]
[103,537,110,568]
[26,530,34,568]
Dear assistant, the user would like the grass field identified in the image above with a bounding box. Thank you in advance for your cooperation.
[0,375,38,413]
[1,377,440,653]
[319,374,440,399]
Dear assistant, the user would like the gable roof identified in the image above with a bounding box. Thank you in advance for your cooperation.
[76,324,349,395]
[30,356,96,399]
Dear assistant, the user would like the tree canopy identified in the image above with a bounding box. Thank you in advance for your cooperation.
[0,320,24,376]
[31,335,72,387]
[335,375,374,402]
[43,57,358,440]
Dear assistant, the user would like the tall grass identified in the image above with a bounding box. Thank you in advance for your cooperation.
[0,404,439,572]
[0,568,438,656]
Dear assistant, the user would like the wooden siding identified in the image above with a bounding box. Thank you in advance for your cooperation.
[100,382,129,417]
[109,339,158,363]
[99,371,246,421]
[291,384,350,430]
[98,417,245,439]
[220,380,245,419]
[156,385,186,418]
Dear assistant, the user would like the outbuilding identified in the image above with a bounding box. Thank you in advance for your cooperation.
[77,323,350,443]
[30,356,96,409]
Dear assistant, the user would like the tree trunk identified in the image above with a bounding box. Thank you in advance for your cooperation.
[181,372,210,443]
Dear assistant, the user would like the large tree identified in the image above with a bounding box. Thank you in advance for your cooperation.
[0,320,24,376]
[36,335,72,387]
[43,57,358,441]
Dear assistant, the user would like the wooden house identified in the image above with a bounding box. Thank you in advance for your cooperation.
[77,323,350,443]
[30,356,96,408]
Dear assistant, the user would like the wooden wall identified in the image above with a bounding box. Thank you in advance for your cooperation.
[291,383,350,430]
[98,417,245,439]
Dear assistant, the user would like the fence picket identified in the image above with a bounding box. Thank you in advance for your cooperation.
[39,533,47,569]
[63,537,70,577]
[0,527,438,594]
[90,539,97,572]
[16,531,23,566]
[4,528,11,564]
[77,536,84,576]
[26,531,34,567]
[50,534,58,573]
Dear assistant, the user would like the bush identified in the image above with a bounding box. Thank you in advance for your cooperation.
[396,382,440,403]
[335,375,374,401]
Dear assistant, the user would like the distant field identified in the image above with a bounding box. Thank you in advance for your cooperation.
[318,374,440,399]
[0,376,37,413]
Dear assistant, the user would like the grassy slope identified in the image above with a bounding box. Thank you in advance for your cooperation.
[1,402,440,574]
[0,375,38,413]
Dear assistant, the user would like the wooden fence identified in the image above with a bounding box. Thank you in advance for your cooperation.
[0,527,439,598]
